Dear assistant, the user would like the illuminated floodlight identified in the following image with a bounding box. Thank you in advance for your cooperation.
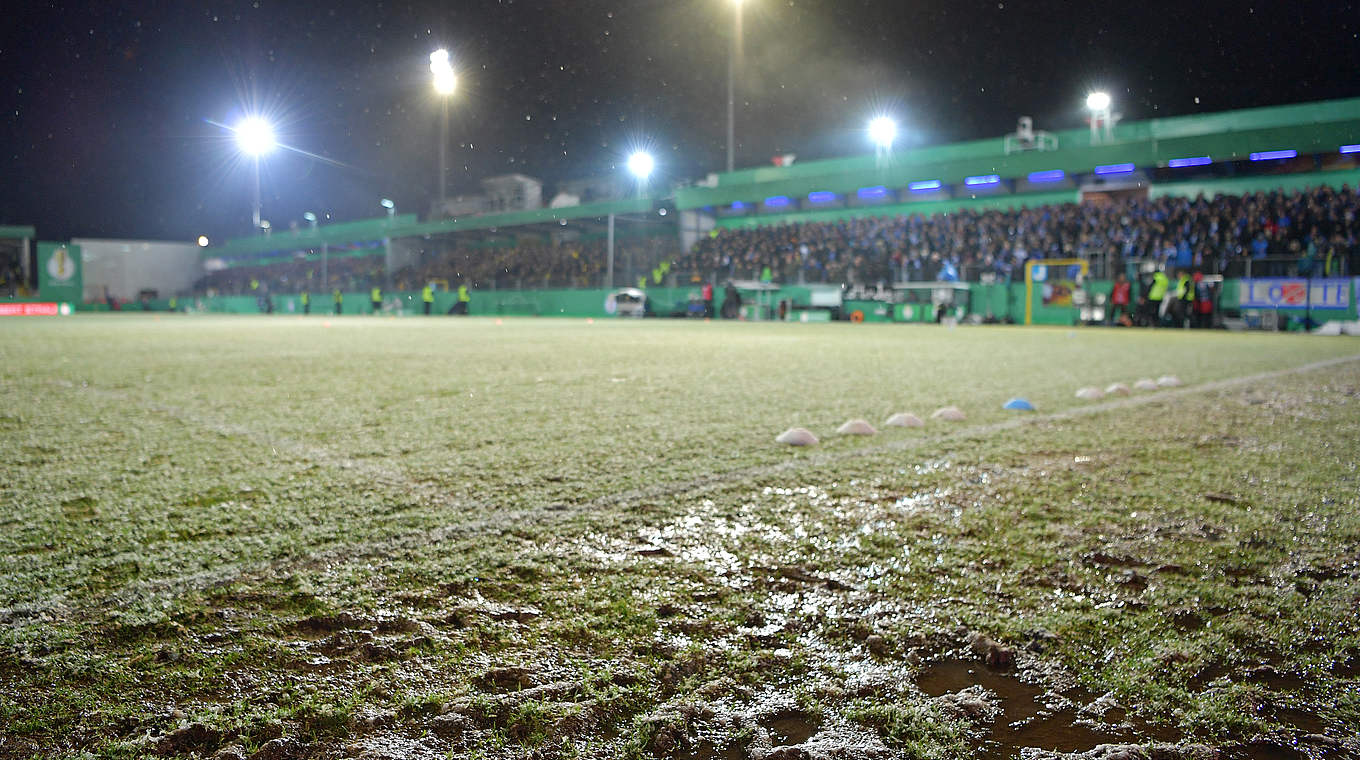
[908,180,942,191]
[1086,91,1112,112]
[730,201,746,210]
[234,117,276,156]
[1342,144,1360,154]
[1094,163,1135,175]
[196,235,210,247]
[1249,149,1297,161]
[1167,156,1212,168]
[964,174,1001,186]
[1028,170,1065,183]
[764,195,790,207]
[430,49,457,96]
[868,116,897,149]
[627,151,655,179]
[302,211,318,223]
[807,191,837,203]
[857,186,889,200]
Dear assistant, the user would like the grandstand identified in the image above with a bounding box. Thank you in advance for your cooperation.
[4,97,1358,326]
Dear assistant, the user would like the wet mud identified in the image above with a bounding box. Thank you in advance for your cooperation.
[916,659,1163,758]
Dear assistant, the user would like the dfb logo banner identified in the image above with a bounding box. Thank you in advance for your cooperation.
[36,242,83,303]
[1239,278,1351,310]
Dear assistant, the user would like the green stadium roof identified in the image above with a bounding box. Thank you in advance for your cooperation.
[211,198,660,259]
[675,96,1360,210]
[0,225,37,240]
[209,96,1360,259]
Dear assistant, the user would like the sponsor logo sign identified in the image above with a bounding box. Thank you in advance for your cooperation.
[0,302,63,316]
[1239,278,1352,310]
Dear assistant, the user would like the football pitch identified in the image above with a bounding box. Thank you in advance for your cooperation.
[2,315,1358,760]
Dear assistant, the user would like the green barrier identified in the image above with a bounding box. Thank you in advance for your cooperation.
[114,277,1355,324]
[842,300,893,323]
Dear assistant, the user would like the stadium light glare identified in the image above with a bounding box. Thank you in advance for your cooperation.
[1028,170,1065,183]
[764,195,790,207]
[1249,149,1297,161]
[430,49,457,96]
[1086,91,1111,112]
[807,191,837,203]
[857,186,889,200]
[197,235,210,247]
[908,180,941,191]
[1168,156,1213,168]
[627,151,655,180]
[964,174,1001,186]
[868,116,897,149]
[1342,144,1360,154]
[234,117,276,156]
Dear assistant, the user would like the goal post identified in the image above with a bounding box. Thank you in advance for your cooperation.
[1023,258,1090,326]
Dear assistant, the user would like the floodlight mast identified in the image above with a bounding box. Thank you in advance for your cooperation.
[431,49,457,211]
[1087,91,1114,144]
[727,0,744,173]
[234,117,276,233]
[869,116,897,167]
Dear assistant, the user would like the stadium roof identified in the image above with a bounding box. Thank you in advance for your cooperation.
[211,198,662,259]
[209,96,1360,260]
[0,225,37,240]
[675,96,1360,210]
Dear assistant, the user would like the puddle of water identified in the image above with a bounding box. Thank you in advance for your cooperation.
[916,659,1145,757]
[763,710,819,746]
[1270,705,1326,735]
[1228,740,1310,760]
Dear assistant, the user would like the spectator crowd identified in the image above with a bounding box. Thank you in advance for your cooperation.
[190,185,1359,297]
[682,186,1360,284]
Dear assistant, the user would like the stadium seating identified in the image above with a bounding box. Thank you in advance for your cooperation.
[192,186,1358,296]
[682,186,1359,284]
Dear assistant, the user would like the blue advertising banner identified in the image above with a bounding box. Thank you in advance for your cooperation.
[1239,278,1352,310]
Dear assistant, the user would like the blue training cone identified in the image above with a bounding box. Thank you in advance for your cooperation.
[1003,397,1036,412]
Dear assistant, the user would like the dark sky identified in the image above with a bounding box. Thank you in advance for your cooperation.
[1,0,1356,243]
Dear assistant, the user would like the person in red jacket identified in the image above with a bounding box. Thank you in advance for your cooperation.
[1192,271,1215,329]
[701,281,714,318]
[1107,272,1132,326]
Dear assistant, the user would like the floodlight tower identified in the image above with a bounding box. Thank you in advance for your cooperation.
[727,0,745,173]
[627,151,655,186]
[234,117,277,233]
[1087,91,1114,144]
[430,49,457,210]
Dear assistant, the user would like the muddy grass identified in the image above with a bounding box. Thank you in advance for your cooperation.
[0,317,1358,759]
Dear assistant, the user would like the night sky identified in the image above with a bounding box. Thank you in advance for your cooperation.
[1,0,1356,243]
